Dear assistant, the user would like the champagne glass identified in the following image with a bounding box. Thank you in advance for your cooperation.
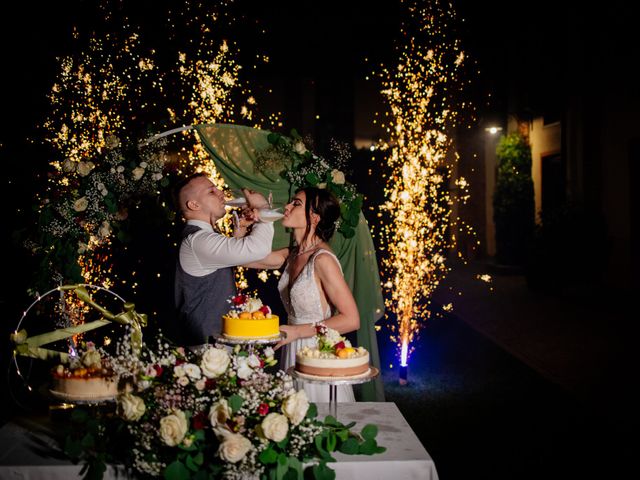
[257,206,284,222]
[258,192,285,222]
[224,188,247,207]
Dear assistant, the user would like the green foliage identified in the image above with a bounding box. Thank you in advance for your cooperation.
[258,130,363,240]
[23,135,176,294]
[492,132,535,265]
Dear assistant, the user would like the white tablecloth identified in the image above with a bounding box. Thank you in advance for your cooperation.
[0,402,438,480]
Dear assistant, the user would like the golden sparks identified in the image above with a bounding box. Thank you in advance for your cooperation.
[40,0,262,293]
[376,0,472,363]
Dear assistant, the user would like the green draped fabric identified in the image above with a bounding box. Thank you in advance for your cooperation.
[195,123,385,401]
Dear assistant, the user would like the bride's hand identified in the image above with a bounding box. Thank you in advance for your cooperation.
[274,325,298,350]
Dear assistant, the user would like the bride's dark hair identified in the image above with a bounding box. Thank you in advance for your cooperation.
[298,187,340,246]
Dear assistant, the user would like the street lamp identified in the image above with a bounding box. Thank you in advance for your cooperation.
[484,126,503,135]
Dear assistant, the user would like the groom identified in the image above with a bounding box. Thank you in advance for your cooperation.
[173,173,273,346]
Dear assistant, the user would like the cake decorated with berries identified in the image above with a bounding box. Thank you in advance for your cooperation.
[295,325,370,377]
[50,346,119,402]
[221,293,280,339]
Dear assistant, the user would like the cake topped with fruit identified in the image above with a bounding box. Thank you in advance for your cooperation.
[295,324,370,377]
[50,343,119,402]
[221,293,280,339]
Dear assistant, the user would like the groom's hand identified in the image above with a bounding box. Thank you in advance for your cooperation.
[239,207,259,226]
[242,188,269,210]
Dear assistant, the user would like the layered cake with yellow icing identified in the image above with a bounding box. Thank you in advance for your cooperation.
[222,294,280,339]
[50,346,118,401]
[295,325,370,377]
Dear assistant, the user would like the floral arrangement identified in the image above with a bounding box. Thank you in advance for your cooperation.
[255,129,363,239]
[314,324,363,359]
[24,135,172,292]
[226,292,273,319]
[62,330,385,480]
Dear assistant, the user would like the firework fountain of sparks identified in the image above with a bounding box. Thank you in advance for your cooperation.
[376,0,473,377]
[40,0,265,292]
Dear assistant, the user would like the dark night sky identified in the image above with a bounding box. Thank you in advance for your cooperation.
[0,0,516,142]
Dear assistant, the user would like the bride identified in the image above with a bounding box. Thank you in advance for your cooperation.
[245,187,360,402]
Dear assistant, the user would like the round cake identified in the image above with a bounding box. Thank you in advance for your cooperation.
[294,324,370,377]
[295,346,370,377]
[222,293,280,339]
[50,349,118,402]
[51,373,119,401]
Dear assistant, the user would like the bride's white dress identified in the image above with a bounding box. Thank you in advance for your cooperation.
[278,249,355,402]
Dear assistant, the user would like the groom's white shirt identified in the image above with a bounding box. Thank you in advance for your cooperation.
[179,219,274,276]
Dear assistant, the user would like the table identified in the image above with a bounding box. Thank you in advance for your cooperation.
[0,402,438,480]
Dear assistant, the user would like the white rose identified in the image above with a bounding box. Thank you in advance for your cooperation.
[317,182,327,189]
[77,161,95,177]
[137,379,151,391]
[73,197,88,212]
[62,159,76,173]
[81,350,101,369]
[282,390,309,425]
[209,399,231,427]
[200,347,230,378]
[195,379,206,391]
[117,393,146,421]
[331,169,345,185]
[116,165,125,173]
[247,354,261,368]
[214,428,252,463]
[139,161,148,168]
[98,221,111,238]
[105,135,120,149]
[261,413,289,442]
[236,357,253,380]
[183,363,201,380]
[132,167,145,181]
[159,410,188,447]
[293,141,307,155]
[245,297,263,313]
[151,172,163,181]
[177,376,189,387]
[264,347,274,359]
[173,365,186,377]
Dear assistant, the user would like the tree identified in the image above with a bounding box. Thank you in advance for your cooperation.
[493,132,535,265]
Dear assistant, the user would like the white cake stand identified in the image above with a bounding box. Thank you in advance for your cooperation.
[286,366,380,419]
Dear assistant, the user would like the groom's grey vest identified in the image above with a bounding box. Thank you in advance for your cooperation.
[174,224,235,345]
